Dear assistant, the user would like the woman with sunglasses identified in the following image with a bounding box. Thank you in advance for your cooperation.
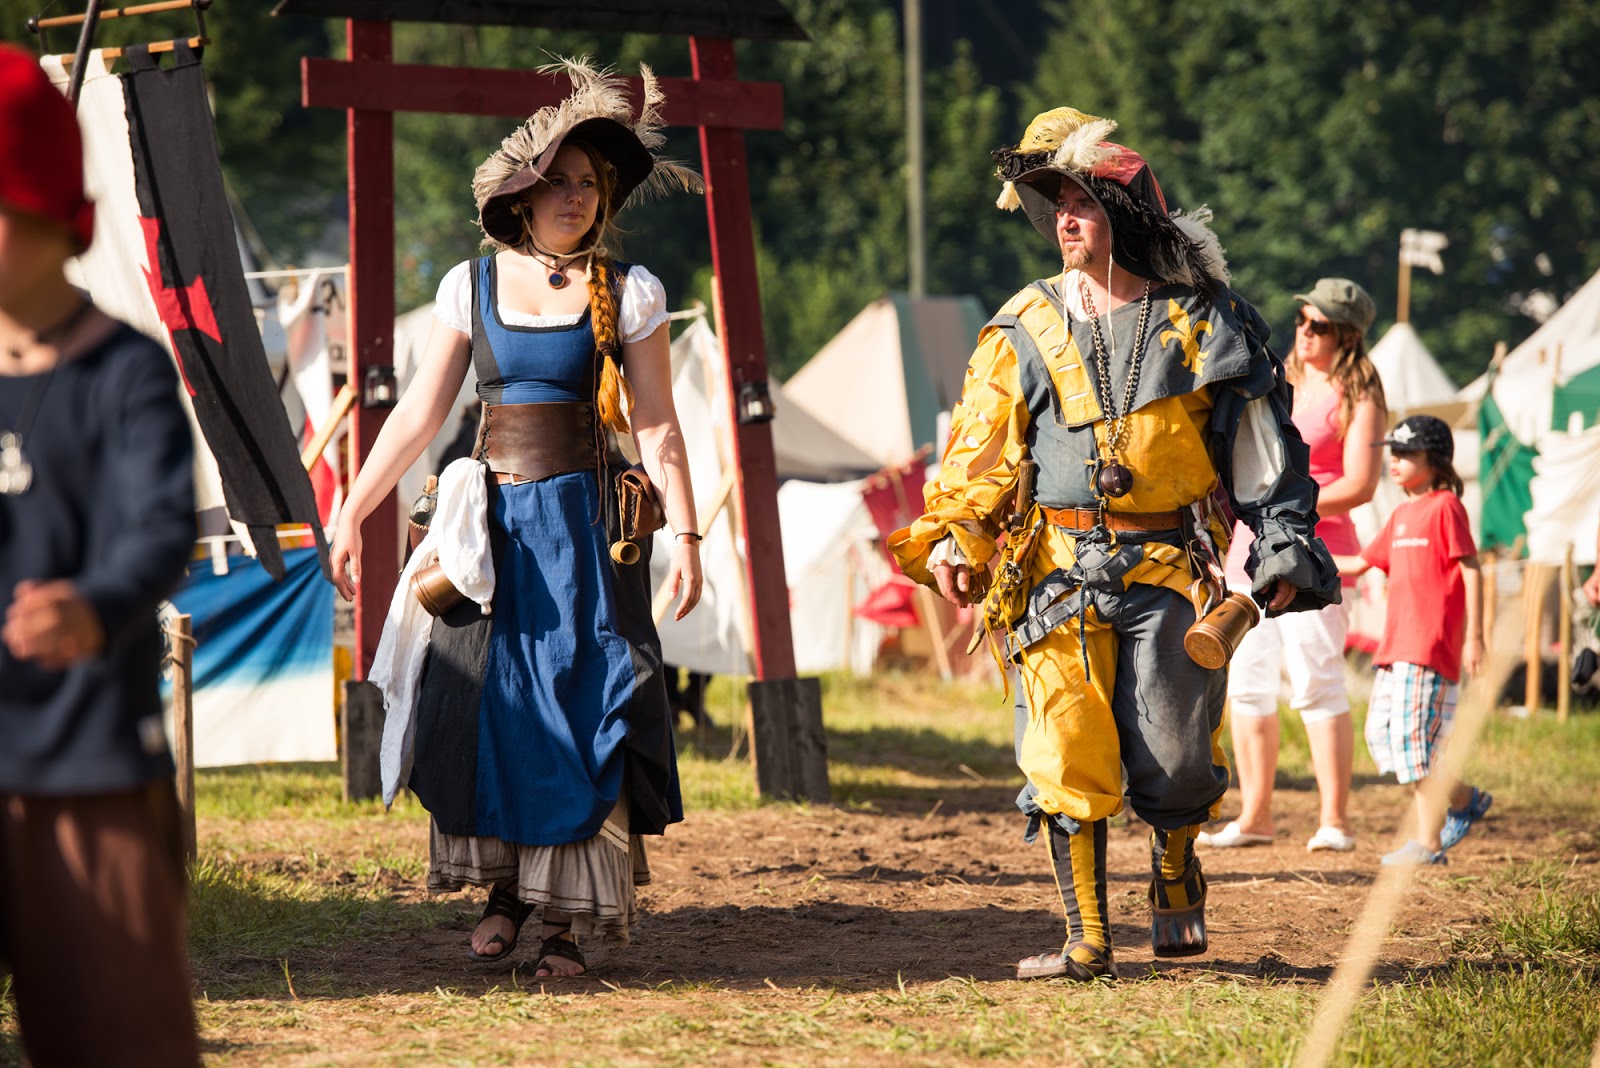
[1201,278,1386,853]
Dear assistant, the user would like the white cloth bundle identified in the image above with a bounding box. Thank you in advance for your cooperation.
[371,458,496,807]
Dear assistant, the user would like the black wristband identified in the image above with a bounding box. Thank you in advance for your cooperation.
[676,531,703,542]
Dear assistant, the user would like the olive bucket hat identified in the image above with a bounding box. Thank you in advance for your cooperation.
[1294,277,1376,333]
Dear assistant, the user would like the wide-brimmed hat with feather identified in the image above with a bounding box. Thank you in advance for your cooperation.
[473,57,704,247]
[992,107,1227,297]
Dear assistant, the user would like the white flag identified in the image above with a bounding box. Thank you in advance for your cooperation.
[1400,228,1449,274]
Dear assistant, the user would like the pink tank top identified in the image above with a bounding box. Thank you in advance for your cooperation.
[1225,386,1359,585]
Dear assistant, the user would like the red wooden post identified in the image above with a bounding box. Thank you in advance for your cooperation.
[690,36,796,682]
[345,19,397,679]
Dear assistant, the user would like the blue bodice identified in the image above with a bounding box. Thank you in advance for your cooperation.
[471,255,596,405]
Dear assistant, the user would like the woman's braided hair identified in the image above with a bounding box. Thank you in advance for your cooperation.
[588,253,634,435]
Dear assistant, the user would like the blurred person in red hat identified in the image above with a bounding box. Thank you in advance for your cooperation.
[0,43,200,1066]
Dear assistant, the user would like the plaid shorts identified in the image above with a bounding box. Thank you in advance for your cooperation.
[1365,662,1457,784]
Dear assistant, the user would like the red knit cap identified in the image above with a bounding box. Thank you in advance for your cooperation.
[0,44,95,251]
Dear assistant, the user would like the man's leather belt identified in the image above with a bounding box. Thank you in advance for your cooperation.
[1044,505,1183,532]
[474,401,597,483]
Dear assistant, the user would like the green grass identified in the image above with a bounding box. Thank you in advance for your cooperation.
[188,854,453,974]
[5,675,1600,1066]
[676,670,1021,811]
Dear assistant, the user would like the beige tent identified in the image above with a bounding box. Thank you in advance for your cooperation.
[783,294,988,467]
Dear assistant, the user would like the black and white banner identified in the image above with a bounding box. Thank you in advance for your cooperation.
[46,44,327,581]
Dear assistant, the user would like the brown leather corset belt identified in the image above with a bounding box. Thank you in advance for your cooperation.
[473,401,597,482]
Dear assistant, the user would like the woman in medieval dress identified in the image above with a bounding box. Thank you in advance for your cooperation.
[330,60,703,977]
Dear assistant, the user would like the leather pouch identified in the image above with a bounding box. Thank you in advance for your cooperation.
[610,464,666,563]
[617,464,666,541]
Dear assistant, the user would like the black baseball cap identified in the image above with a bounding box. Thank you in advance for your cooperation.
[1379,414,1454,459]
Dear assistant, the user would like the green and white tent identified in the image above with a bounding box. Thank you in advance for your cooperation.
[782,294,989,467]
[1465,269,1600,563]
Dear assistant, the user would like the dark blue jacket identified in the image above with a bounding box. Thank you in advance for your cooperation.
[0,323,195,794]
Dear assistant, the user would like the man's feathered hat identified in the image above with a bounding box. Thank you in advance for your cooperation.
[992,107,1228,295]
[473,57,704,247]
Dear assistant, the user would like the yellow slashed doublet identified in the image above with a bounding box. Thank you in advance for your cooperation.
[891,270,1338,964]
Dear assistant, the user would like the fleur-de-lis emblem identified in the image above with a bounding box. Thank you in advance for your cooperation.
[1160,299,1213,375]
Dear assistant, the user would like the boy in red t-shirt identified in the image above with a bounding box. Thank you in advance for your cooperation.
[1337,415,1489,865]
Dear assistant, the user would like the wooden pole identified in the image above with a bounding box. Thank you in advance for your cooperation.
[1396,259,1412,324]
[346,19,398,681]
[1524,562,1544,714]
[691,36,827,803]
[1482,549,1498,645]
[841,547,857,672]
[903,0,925,298]
[1558,544,1574,723]
[171,614,197,865]
[300,382,356,470]
[914,585,953,682]
[690,37,798,683]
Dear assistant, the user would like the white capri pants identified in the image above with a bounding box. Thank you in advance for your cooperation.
[1225,600,1351,723]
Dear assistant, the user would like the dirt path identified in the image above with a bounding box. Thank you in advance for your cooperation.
[253,778,1584,996]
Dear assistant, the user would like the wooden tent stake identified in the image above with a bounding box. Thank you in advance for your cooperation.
[1558,544,1573,723]
[914,585,953,682]
[300,382,356,471]
[1524,562,1544,714]
[1482,550,1498,644]
[167,614,197,865]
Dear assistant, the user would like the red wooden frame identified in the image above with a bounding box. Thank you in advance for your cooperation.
[316,23,799,683]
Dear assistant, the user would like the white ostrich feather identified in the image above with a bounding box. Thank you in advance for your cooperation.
[1048,118,1119,174]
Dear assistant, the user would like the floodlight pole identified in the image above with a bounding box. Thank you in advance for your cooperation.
[904,0,925,298]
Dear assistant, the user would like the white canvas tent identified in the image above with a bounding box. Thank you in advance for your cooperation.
[648,317,891,677]
[1463,268,1600,564]
[783,294,987,467]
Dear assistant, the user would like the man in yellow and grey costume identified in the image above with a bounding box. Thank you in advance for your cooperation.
[890,108,1340,980]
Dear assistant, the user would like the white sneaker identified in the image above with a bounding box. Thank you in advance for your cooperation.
[1196,821,1274,848]
[1306,826,1356,853]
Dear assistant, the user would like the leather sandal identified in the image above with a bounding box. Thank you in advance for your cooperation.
[533,930,588,977]
[467,884,534,963]
[1016,941,1116,981]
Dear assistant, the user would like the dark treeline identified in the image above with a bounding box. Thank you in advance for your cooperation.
[4,0,1596,381]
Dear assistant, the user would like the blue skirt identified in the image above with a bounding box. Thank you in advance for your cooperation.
[408,467,682,845]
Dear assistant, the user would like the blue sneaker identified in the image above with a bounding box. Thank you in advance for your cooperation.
[1440,788,1493,851]
[1381,840,1448,866]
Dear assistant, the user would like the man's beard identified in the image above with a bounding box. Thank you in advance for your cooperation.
[1061,242,1097,273]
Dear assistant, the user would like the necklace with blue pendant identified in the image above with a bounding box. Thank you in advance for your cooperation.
[534,252,572,289]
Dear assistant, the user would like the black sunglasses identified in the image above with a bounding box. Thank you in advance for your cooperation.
[1294,309,1336,337]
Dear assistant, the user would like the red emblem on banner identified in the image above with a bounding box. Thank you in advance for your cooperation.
[139,217,222,395]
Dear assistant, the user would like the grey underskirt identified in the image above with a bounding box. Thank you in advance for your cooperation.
[426,791,651,943]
